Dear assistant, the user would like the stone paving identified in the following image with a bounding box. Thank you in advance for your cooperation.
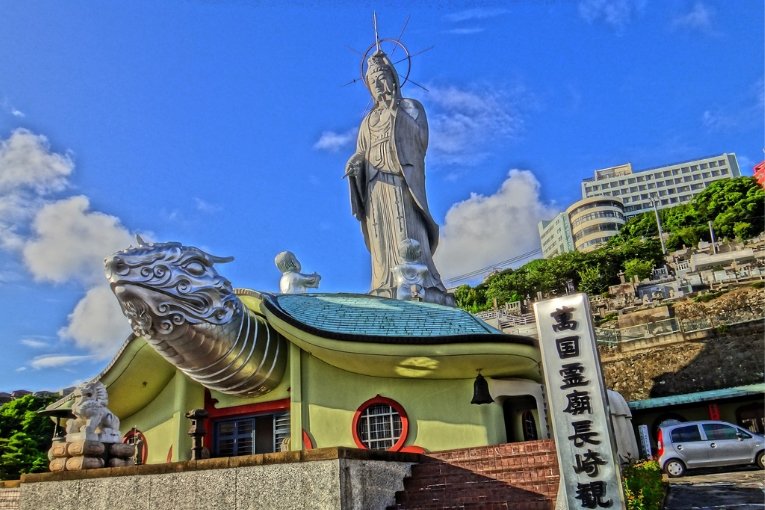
[663,466,764,510]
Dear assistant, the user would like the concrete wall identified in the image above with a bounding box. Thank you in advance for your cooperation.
[19,448,415,510]
[600,320,764,400]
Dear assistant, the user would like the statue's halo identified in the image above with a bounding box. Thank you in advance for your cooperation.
[360,38,411,90]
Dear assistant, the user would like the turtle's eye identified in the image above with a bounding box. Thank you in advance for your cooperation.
[183,261,206,276]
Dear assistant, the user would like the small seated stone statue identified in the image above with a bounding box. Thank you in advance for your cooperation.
[393,239,428,301]
[275,251,321,294]
[65,381,122,443]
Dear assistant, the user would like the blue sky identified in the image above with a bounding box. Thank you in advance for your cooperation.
[0,0,762,392]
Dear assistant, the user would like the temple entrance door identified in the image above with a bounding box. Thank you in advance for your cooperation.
[502,395,539,443]
[489,378,549,442]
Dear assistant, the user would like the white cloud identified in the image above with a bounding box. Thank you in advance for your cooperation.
[194,197,221,214]
[313,129,357,152]
[701,109,735,131]
[0,129,75,252]
[420,83,532,166]
[700,79,763,134]
[30,354,95,369]
[444,8,510,23]
[446,27,485,36]
[1,97,25,118]
[315,83,533,169]
[578,0,645,29]
[15,366,27,372]
[58,285,132,357]
[434,170,559,283]
[672,2,714,33]
[21,338,50,349]
[23,196,134,286]
[0,129,136,359]
[0,129,73,194]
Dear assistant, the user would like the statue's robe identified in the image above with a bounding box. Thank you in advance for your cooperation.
[349,98,447,299]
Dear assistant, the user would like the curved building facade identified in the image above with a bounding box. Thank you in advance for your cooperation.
[567,196,625,252]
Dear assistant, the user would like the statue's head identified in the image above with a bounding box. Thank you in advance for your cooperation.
[105,237,239,339]
[274,251,300,274]
[365,51,400,103]
[71,381,108,416]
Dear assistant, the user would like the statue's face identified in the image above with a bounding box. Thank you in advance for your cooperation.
[367,70,394,101]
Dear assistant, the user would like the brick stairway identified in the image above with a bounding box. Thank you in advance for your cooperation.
[389,440,560,510]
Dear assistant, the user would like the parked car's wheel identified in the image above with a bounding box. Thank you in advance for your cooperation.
[664,459,686,477]
[756,451,764,469]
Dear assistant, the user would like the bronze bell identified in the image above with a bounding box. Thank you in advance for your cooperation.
[471,373,494,405]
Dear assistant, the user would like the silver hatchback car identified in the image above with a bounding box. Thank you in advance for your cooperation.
[657,420,764,477]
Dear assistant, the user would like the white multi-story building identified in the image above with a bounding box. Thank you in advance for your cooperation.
[538,213,575,259]
[566,196,626,253]
[581,153,741,218]
[537,153,740,258]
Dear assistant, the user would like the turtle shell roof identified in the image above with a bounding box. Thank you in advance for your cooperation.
[261,293,534,346]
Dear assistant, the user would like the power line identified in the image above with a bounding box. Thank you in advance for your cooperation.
[445,248,542,286]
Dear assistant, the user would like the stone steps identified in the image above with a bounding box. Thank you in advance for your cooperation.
[389,440,559,509]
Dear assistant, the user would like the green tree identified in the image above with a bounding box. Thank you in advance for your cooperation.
[666,225,705,251]
[485,270,524,306]
[577,265,606,295]
[617,212,657,240]
[453,284,490,313]
[614,177,765,246]
[624,258,653,281]
[0,394,56,480]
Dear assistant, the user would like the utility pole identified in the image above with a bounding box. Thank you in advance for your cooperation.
[650,195,667,255]
[708,220,717,254]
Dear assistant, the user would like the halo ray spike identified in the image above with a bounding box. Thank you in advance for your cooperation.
[407,78,429,92]
[394,45,434,65]
[373,12,380,53]
[391,15,410,57]
[345,44,363,56]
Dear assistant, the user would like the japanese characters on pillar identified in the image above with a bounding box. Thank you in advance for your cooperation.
[534,294,626,510]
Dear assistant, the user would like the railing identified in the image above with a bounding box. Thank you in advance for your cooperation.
[474,295,763,345]
[498,312,536,328]
[595,310,763,346]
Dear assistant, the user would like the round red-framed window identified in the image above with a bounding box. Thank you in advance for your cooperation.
[352,395,409,452]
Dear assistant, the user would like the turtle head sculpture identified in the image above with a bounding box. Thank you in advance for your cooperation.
[105,236,286,396]
[105,236,237,340]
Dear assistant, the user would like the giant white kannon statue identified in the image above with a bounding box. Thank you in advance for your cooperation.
[345,49,453,306]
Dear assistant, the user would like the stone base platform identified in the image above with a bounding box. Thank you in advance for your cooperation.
[20,448,418,510]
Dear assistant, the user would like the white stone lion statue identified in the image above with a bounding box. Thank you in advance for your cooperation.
[65,381,122,443]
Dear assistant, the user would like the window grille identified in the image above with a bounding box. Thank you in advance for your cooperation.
[356,404,403,450]
[274,412,291,451]
[215,411,290,457]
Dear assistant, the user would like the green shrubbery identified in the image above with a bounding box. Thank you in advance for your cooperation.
[0,394,55,480]
[692,290,724,303]
[622,460,665,510]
